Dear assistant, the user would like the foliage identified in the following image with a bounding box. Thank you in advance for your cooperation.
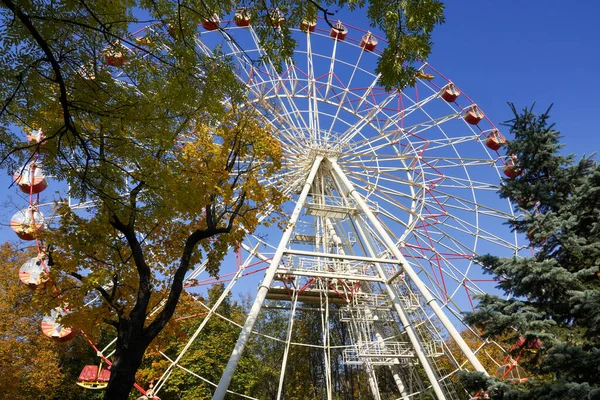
[0,0,445,397]
[0,242,104,400]
[136,285,264,399]
[370,0,445,89]
[248,301,377,399]
[441,329,509,377]
[461,105,600,399]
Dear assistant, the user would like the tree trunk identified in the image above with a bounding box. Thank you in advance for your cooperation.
[104,320,148,400]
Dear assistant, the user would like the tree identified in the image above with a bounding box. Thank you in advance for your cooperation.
[0,1,445,399]
[0,242,105,400]
[137,284,266,399]
[0,242,64,399]
[460,105,600,399]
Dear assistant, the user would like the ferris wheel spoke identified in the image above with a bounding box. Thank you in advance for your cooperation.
[420,156,499,169]
[322,47,371,140]
[342,160,424,190]
[379,91,441,132]
[337,80,413,146]
[322,33,341,105]
[221,41,312,151]
[404,134,481,152]
[429,174,501,191]
[350,113,464,156]
[221,34,257,82]
[428,188,514,220]
[248,80,310,146]
[416,208,516,250]
[346,178,420,220]
[195,33,309,152]
[401,246,473,302]
[395,111,464,138]
[243,30,312,142]
[305,32,322,142]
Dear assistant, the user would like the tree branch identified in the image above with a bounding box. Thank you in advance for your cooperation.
[107,188,153,329]
[3,0,87,156]
[143,225,230,340]
[69,271,122,313]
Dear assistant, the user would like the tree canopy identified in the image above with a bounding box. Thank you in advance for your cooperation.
[0,242,108,400]
[0,0,445,398]
[461,105,600,399]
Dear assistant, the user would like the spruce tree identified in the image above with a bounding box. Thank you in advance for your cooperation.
[460,104,600,400]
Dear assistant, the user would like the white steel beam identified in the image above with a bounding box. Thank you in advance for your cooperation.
[283,249,404,264]
[212,156,324,400]
[351,216,447,400]
[329,158,488,376]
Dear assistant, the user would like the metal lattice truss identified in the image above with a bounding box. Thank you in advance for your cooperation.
[59,17,527,400]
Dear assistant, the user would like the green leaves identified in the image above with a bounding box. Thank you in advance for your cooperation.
[367,0,444,90]
[0,1,445,396]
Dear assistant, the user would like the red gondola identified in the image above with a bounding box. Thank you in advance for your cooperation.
[14,162,48,194]
[463,105,484,125]
[19,256,49,289]
[330,21,348,41]
[105,51,126,67]
[202,14,220,31]
[440,83,460,102]
[10,206,45,241]
[503,156,520,179]
[234,10,250,27]
[167,24,177,37]
[41,308,77,342]
[300,19,316,32]
[485,129,506,151]
[77,364,111,390]
[269,9,285,28]
[360,32,378,52]
[26,129,48,151]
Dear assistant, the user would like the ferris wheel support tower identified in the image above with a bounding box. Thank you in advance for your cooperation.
[213,154,488,400]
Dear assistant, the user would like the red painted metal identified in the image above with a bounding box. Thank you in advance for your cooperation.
[440,83,460,102]
[485,129,506,151]
[360,33,378,52]
[464,105,484,125]
[202,15,220,31]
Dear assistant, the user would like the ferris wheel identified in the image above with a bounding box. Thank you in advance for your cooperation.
[9,11,526,400]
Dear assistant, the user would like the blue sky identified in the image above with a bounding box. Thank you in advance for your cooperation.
[2,1,598,240]
[428,1,599,157]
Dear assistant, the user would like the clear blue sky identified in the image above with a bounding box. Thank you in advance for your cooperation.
[1,1,598,240]
[428,0,599,157]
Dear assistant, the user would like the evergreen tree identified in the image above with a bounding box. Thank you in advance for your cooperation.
[460,104,600,399]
